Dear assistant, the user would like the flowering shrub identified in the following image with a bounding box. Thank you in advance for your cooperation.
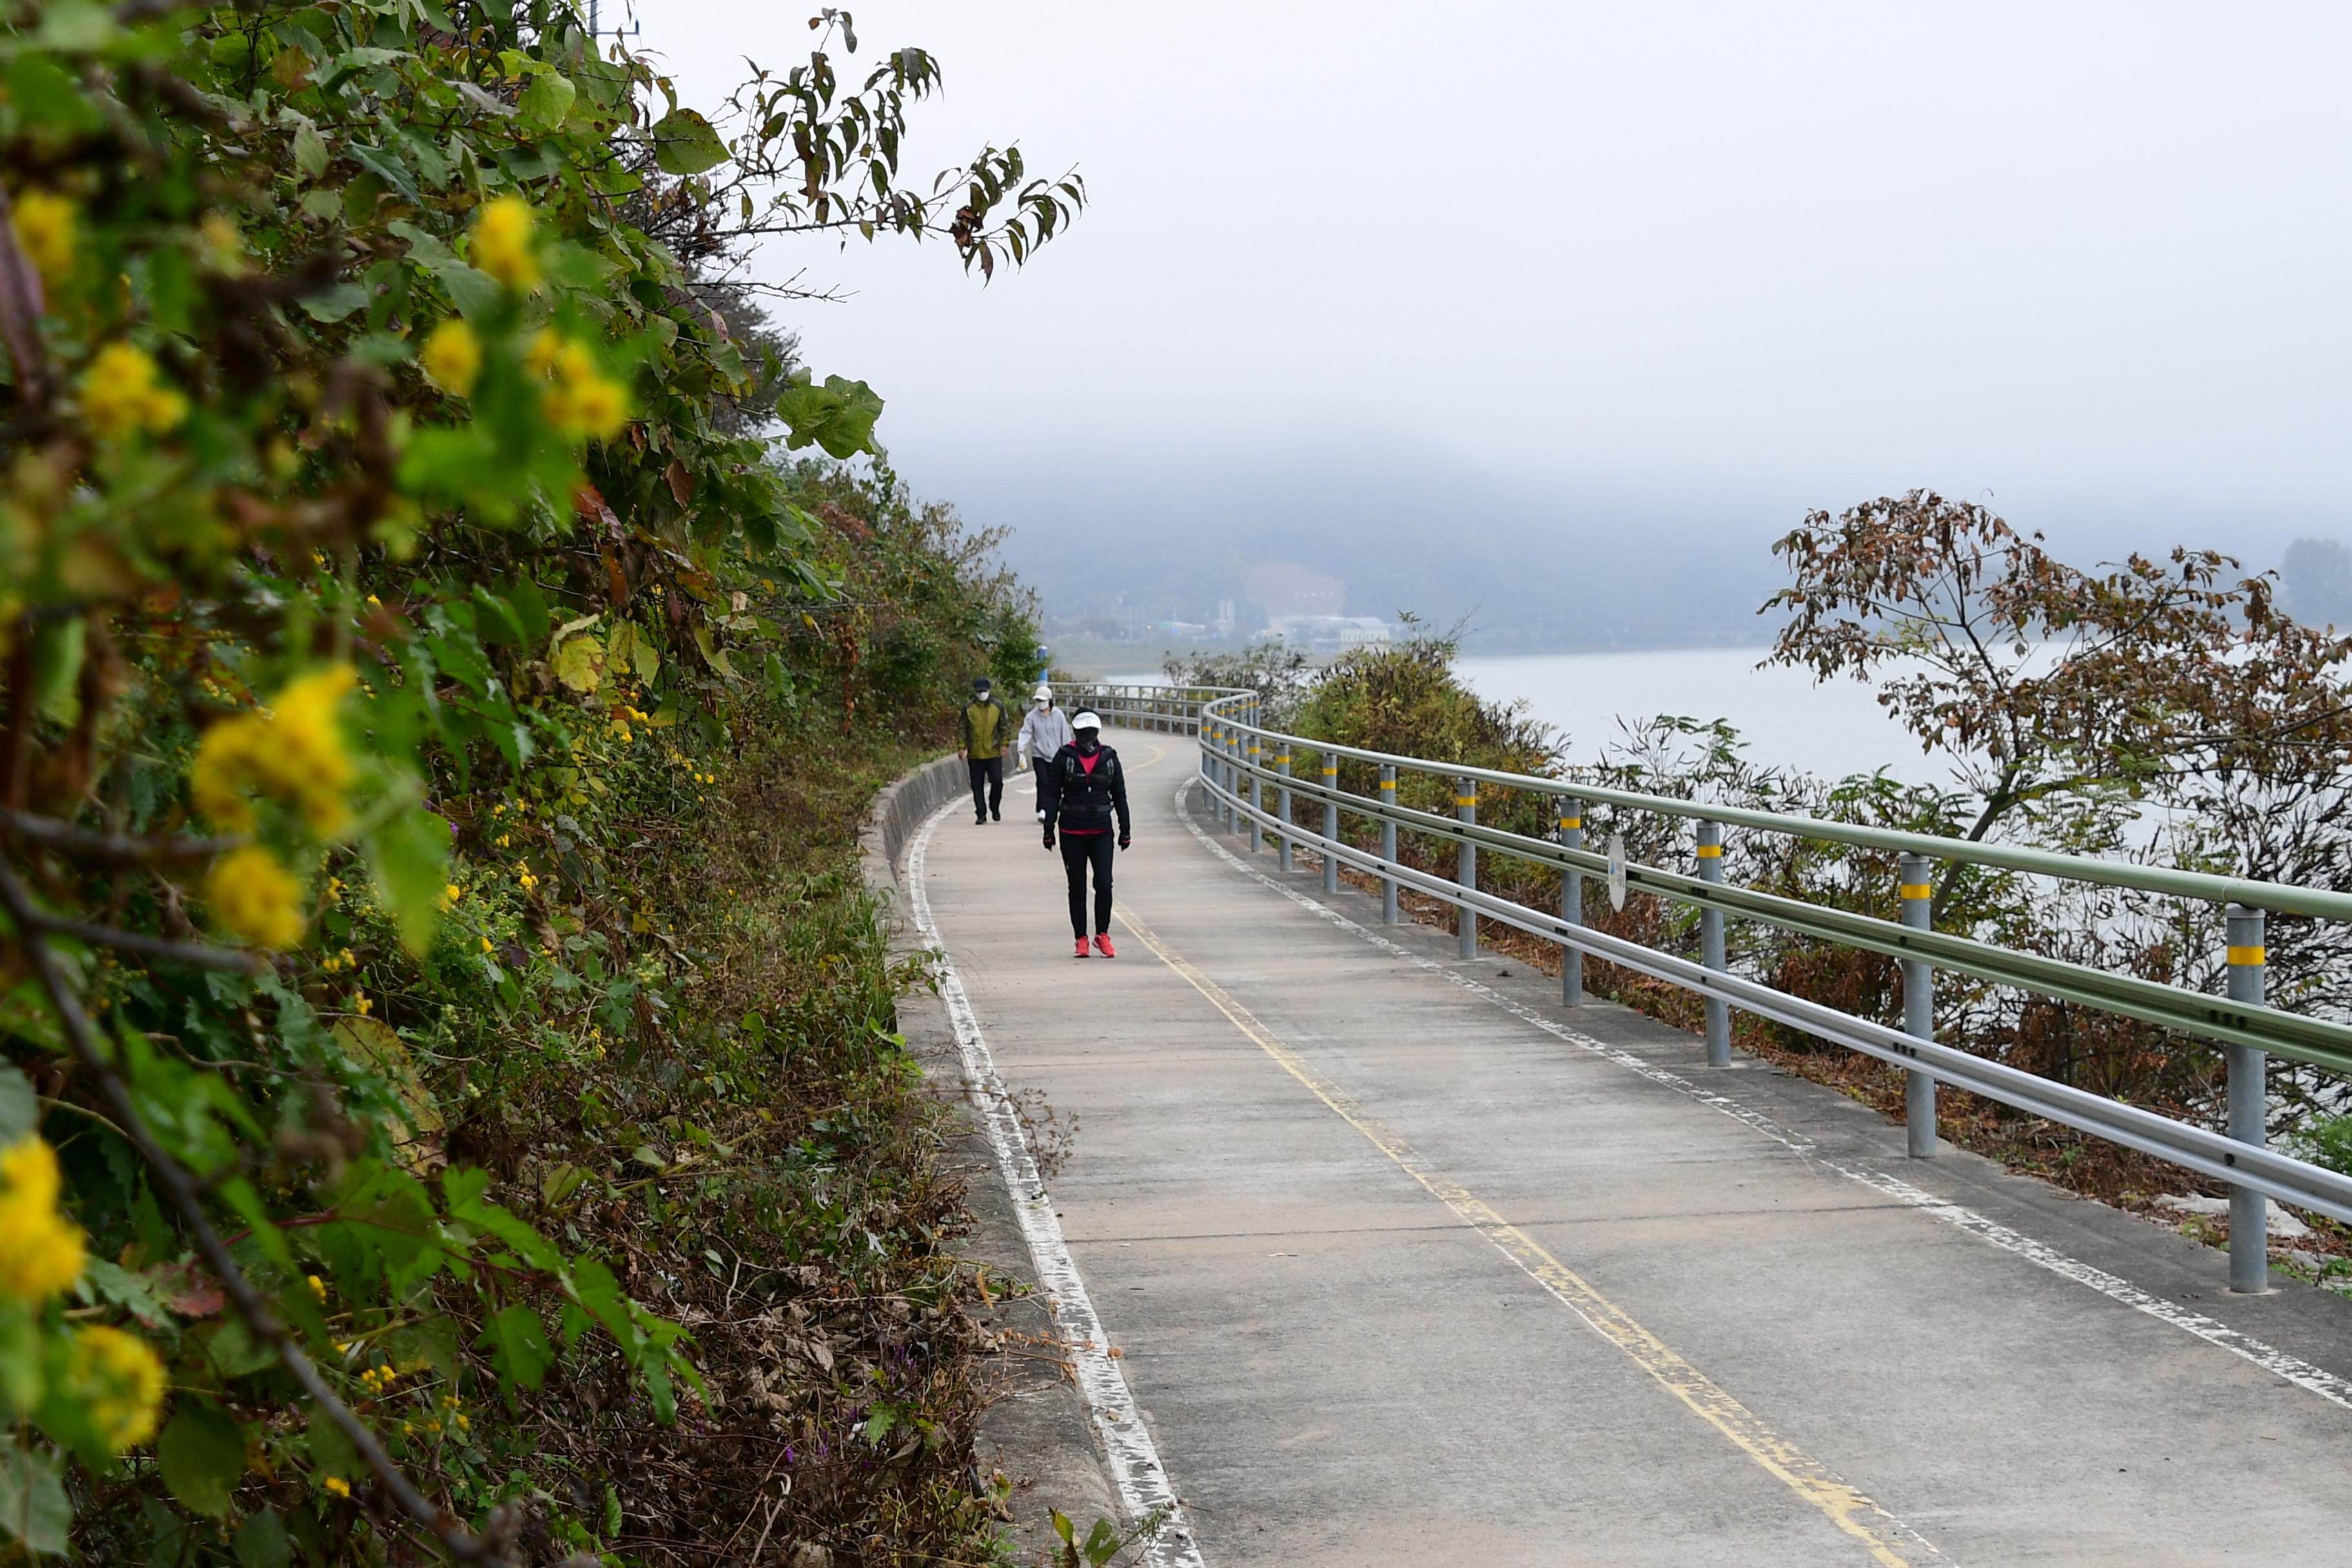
[0,0,1068,1558]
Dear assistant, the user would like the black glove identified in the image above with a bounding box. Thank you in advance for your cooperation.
[1118,833,1131,851]
[1043,828,1055,850]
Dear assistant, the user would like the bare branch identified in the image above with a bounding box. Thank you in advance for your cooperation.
[0,806,244,868]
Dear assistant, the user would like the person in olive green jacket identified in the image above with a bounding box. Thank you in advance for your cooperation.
[958,677,1010,823]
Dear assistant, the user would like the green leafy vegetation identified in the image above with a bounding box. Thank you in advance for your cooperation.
[0,0,1071,1559]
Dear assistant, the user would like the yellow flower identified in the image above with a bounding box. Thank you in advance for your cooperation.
[0,1136,60,1211]
[419,318,482,397]
[322,1476,351,1498]
[269,665,356,833]
[11,189,77,292]
[190,665,355,835]
[477,936,493,953]
[199,211,244,273]
[523,327,563,378]
[470,195,539,290]
[308,1273,328,1302]
[442,883,462,906]
[206,846,306,950]
[529,332,628,440]
[80,342,188,441]
[544,369,627,442]
[352,994,372,1017]
[190,716,266,830]
[0,1137,85,1301]
[66,1326,166,1451]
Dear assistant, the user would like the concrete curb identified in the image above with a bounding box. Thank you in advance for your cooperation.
[858,754,1126,1562]
[858,752,965,901]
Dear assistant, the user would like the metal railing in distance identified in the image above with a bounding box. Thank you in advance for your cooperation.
[1058,682,2352,1288]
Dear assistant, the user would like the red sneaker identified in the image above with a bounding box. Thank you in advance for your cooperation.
[1073,939,1090,958]
[1092,933,1117,959]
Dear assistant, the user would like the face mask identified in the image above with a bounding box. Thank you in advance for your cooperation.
[1075,732,1099,754]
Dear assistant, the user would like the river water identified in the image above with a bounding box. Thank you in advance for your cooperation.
[1104,646,1959,787]
[1457,648,1955,787]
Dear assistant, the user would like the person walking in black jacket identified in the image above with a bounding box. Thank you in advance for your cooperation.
[1041,709,1131,957]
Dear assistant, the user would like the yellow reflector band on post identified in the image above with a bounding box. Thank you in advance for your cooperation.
[1899,883,1933,900]
[1559,818,1582,830]
[1322,764,1338,776]
[2228,945,2267,966]
[1379,779,1396,790]
[1455,796,1476,807]
[1696,844,1723,858]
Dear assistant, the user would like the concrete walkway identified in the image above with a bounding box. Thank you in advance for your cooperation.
[916,731,2352,1566]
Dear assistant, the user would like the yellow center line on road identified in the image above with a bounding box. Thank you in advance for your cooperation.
[1113,903,1938,1568]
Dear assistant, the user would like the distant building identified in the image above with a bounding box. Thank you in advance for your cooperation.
[1268,615,1391,654]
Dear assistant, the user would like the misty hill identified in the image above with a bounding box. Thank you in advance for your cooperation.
[913,432,2343,656]
[954,439,1797,654]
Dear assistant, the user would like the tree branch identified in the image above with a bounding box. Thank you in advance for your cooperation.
[0,856,514,1568]
[0,806,245,868]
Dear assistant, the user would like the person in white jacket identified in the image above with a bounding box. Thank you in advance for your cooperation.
[1016,683,1075,821]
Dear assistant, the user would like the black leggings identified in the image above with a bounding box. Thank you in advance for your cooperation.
[1059,832,1114,939]
[1030,755,1060,819]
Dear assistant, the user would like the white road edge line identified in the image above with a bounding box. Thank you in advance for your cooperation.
[907,797,1207,1567]
[1170,776,2352,1413]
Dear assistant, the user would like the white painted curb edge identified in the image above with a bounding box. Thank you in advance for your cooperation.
[906,798,1208,1567]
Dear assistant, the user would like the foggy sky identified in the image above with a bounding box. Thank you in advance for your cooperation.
[641,3,2352,632]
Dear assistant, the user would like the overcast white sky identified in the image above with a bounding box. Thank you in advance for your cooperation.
[640,1,2352,563]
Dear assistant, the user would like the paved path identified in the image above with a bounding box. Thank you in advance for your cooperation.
[914,731,2352,1566]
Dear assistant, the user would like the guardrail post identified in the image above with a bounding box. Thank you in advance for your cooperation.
[1321,757,1341,895]
[1248,734,1264,853]
[1230,727,1246,838]
[1379,765,1399,925]
[1901,853,1936,1158]
[1222,729,1242,832]
[1277,751,1295,874]
[1206,722,1222,825]
[1558,796,1584,1006]
[2228,905,2269,1294]
[1698,819,1729,1067]
[1457,776,1478,959]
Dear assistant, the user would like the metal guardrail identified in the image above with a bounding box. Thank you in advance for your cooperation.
[1052,681,2352,1289]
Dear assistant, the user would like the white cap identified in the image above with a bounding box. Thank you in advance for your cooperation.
[1033,683,1054,701]
[1071,709,1102,730]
